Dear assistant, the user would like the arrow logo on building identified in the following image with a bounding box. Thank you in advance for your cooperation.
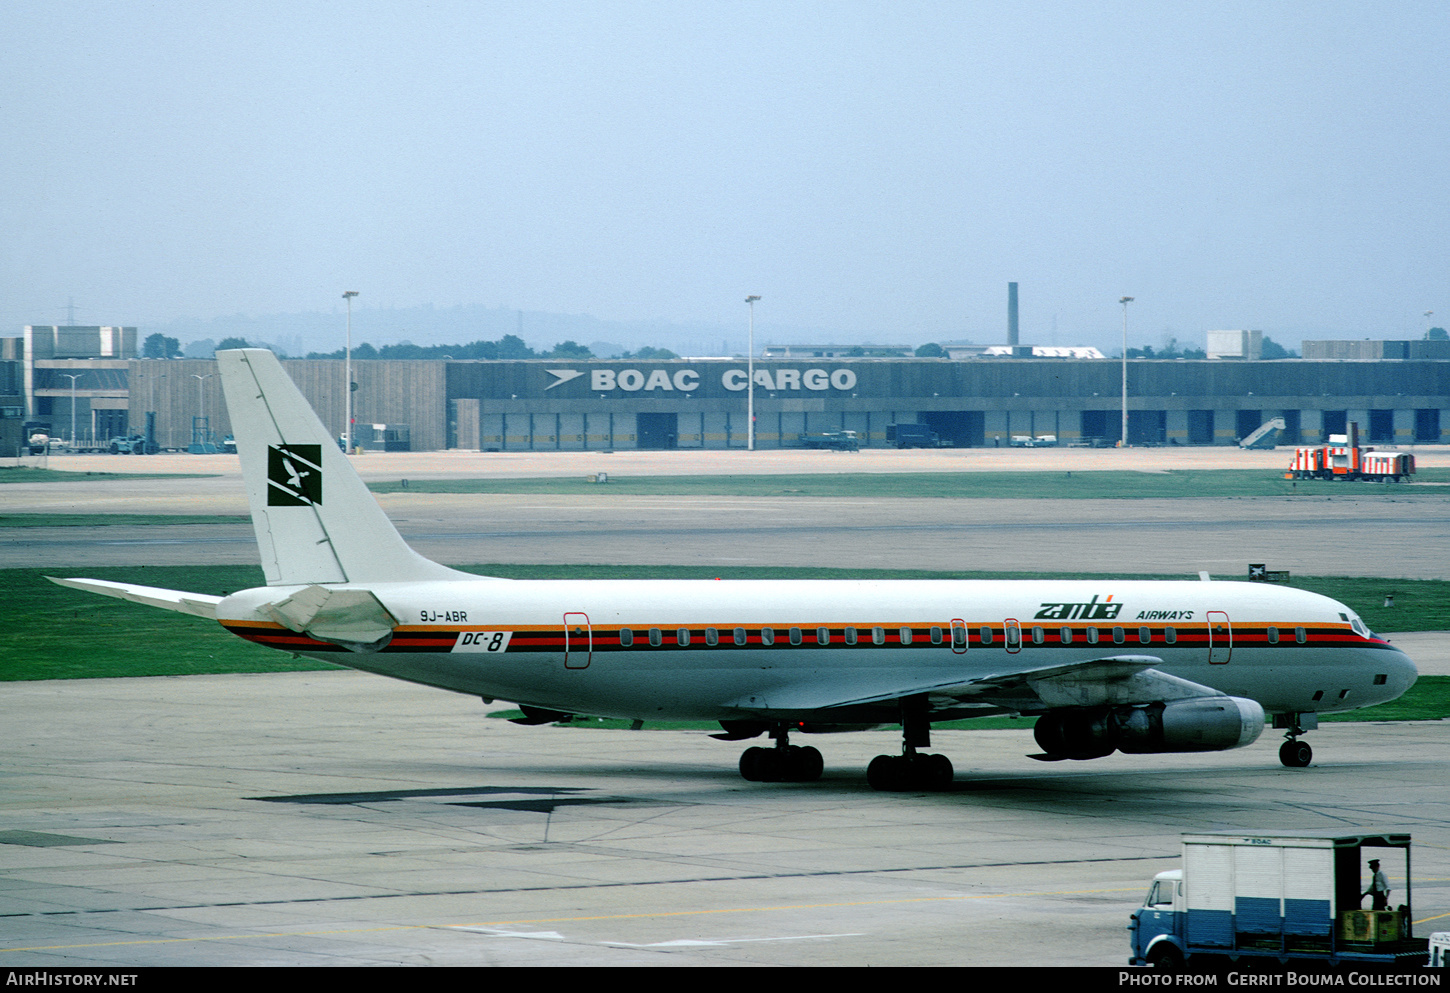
[545,369,585,390]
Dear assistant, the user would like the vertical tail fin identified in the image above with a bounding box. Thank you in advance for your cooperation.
[217,348,465,586]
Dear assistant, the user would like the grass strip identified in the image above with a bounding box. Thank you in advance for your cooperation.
[0,467,213,483]
[367,468,1450,500]
[0,514,248,528]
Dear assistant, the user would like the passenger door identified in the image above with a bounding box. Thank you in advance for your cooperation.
[564,612,592,669]
[1207,611,1232,665]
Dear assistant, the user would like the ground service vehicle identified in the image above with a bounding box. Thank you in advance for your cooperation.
[1285,422,1416,482]
[885,422,939,448]
[1129,830,1429,969]
[108,433,158,455]
[797,430,859,451]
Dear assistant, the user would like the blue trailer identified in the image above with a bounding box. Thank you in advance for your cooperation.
[1129,830,1429,969]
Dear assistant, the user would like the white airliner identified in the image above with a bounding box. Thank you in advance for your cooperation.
[52,349,1417,790]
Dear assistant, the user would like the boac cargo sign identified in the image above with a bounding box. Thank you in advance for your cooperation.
[547,367,860,393]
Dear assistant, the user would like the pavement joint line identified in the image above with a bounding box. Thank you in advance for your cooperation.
[0,885,1146,954]
[7,894,1450,955]
[0,854,1184,924]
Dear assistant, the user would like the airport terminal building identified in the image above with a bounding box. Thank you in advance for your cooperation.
[4,327,1450,453]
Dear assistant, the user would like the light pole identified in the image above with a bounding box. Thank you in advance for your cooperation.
[62,373,81,444]
[745,295,760,450]
[1119,296,1134,447]
[150,372,166,450]
[343,291,359,453]
[192,373,213,448]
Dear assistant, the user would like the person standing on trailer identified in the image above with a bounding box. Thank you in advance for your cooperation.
[1364,858,1391,910]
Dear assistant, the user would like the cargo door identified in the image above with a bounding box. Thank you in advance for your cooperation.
[1184,843,1235,948]
[1207,611,1232,665]
[1234,845,1284,944]
[1284,846,1334,941]
[563,612,592,669]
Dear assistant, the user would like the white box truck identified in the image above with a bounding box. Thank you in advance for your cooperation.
[1129,830,1429,968]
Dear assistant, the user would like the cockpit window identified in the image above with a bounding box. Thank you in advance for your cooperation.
[1341,611,1371,639]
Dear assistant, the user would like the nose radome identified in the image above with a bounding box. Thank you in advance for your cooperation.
[1381,647,1419,700]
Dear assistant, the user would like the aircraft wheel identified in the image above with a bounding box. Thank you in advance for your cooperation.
[791,745,824,782]
[867,754,952,791]
[740,746,769,781]
[1279,740,1312,767]
[926,753,954,790]
[741,745,822,783]
[867,755,900,791]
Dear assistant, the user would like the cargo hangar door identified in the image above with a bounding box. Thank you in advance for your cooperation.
[637,412,678,449]
[920,411,983,447]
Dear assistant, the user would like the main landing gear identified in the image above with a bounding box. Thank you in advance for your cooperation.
[866,695,954,792]
[866,751,954,792]
[738,725,824,783]
[1277,714,1314,767]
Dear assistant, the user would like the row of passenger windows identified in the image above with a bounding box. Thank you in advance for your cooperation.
[614,624,1311,647]
[618,625,967,648]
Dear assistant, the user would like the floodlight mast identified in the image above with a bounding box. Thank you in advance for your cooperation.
[191,373,213,450]
[343,291,359,454]
[746,295,761,451]
[1120,296,1134,447]
[62,373,81,444]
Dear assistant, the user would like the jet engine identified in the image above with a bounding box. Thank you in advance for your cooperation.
[1033,696,1265,760]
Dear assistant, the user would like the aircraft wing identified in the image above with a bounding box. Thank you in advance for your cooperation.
[728,654,1225,718]
[941,655,1229,710]
[47,577,221,619]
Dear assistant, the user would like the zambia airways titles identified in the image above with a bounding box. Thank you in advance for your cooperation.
[1034,596,1196,622]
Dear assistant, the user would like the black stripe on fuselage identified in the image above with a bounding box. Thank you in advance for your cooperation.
[222,621,1388,655]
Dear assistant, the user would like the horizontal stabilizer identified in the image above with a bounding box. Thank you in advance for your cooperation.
[47,577,221,619]
[261,585,398,652]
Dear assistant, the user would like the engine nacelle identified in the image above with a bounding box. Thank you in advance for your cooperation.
[1033,697,1265,760]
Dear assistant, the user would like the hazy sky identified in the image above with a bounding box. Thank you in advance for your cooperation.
[3,1,1447,351]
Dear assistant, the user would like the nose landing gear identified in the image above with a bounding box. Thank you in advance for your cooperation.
[1277,714,1315,767]
[1279,736,1313,767]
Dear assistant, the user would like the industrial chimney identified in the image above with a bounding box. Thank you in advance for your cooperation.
[1007,282,1019,346]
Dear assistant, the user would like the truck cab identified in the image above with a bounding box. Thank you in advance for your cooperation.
[1129,869,1185,967]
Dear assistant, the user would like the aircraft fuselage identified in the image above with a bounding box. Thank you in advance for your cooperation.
[218,578,1415,724]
